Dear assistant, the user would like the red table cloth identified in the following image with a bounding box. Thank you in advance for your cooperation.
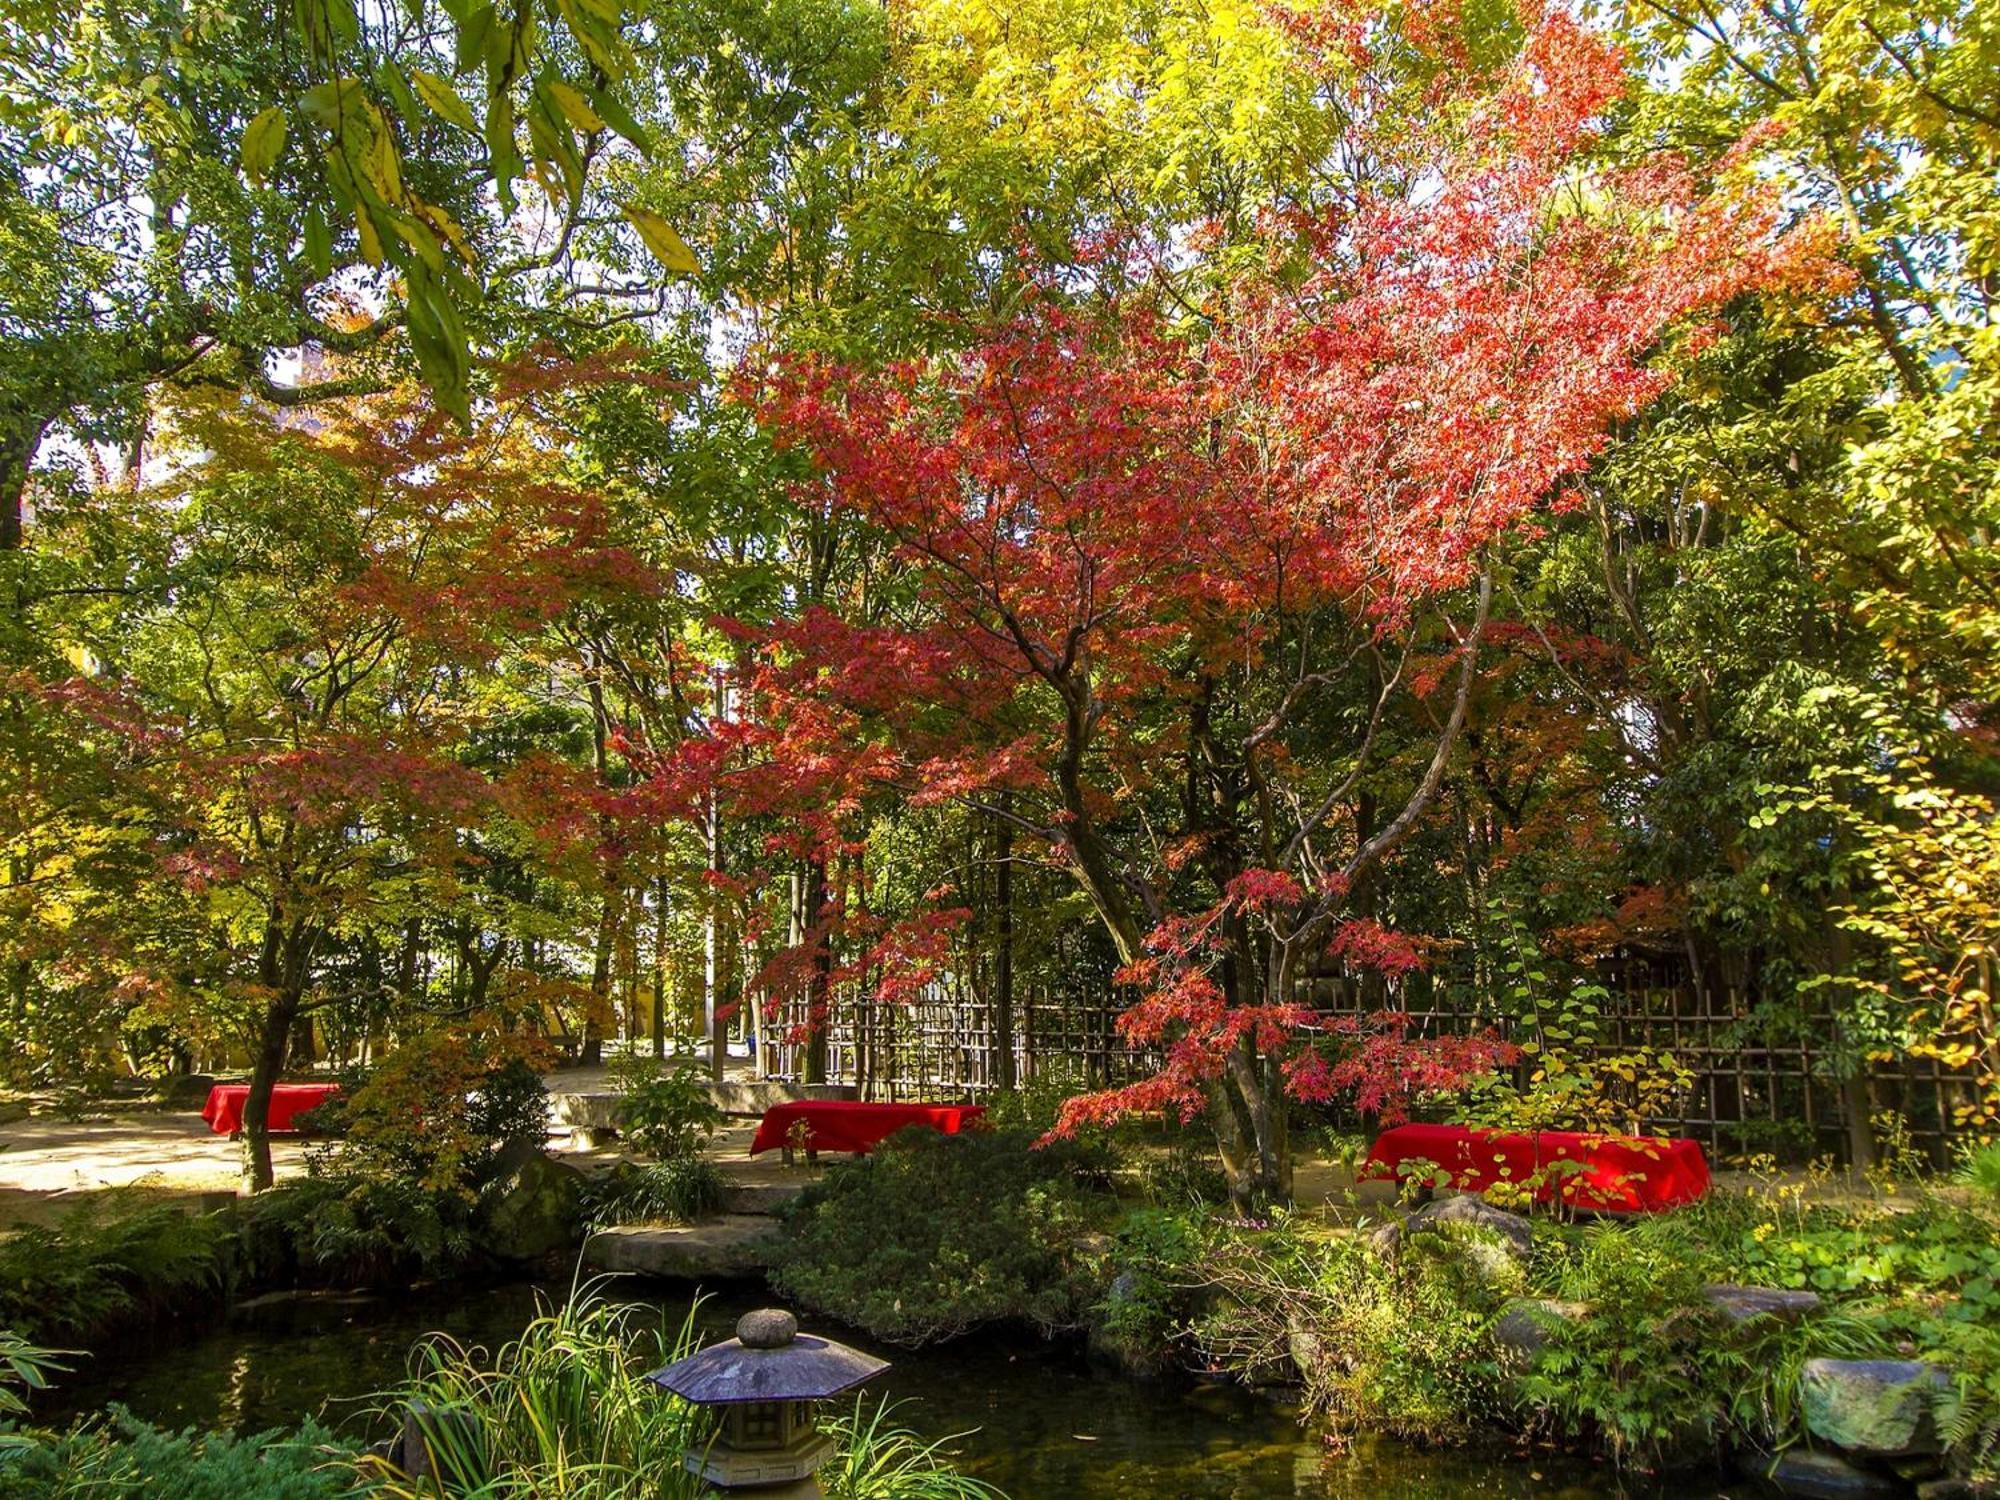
[1360,1123,1710,1212]
[748,1100,988,1157]
[200,1083,342,1135]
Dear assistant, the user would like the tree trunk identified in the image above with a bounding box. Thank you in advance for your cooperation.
[242,914,309,1192]
[1,412,51,553]
[704,670,729,1082]
[584,894,613,1066]
[704,794,726,1082]
[992,804,1017,1091]
[804,857,831,1085]
[652,874,669,1060]
[241,995,298,1192]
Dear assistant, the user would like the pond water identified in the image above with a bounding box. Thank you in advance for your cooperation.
[37,1279,1750,1499]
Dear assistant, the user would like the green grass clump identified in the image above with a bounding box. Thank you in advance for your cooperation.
[581,1158,729,1227]
[355,1281,1002,1499]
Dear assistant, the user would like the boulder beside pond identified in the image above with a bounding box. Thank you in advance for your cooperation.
[1371,1196,1534,1289]
[1801,1358,1952,1457]
[480,1152,586,1262]
[1757,1447,1902,1500]
[1489,1297,1589,1364]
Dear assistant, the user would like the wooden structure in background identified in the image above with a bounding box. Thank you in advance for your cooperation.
[758,947,1979,1165]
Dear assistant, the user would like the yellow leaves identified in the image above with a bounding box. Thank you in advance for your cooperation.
[409,68,477,132]
[620,207,700,275]
[552,0,627,81]
[240,106,287,185]
[545,80,604,134]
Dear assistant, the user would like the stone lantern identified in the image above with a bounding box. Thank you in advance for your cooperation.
[646,1308,887,1499]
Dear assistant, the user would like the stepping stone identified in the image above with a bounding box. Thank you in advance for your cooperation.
[721,1180,803,1215]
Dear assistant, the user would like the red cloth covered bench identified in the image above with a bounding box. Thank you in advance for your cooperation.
[200,1083,342,1136]
[749,1100,987,1157]
[1360,1122,1710,1212]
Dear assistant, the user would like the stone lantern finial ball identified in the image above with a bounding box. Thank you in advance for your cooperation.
[736,1308,799,1349]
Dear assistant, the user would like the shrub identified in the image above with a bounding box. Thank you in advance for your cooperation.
[236,1174,479,1285]
[1599,1184,2000,1330]
[1088,1206,1207,1369]
[0,1177,496,1353]
[0,1204,232,1348]
[1136,1128,1229,1206]
[1925,1317,2000,1481]
[1957,1139,2000,1202]
[981,1060,1091,1135]
[289,1064,371,1138]
[326,1031,550,1196]
[609,1058,722,1161]
[1521,1220,1884,1467]
[770,1127,1118,1345]
[581,1158,729,1226]
[1194,1217,1506,1443]
[0,1410,360,1498]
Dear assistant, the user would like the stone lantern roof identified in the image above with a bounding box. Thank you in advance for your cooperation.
[646,1309,887,1405]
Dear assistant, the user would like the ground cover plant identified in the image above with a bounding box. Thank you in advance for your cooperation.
[0,1412,362,1500]
[580,1157,728,1227]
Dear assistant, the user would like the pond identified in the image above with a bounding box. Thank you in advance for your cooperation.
[37,1279,1750,1499]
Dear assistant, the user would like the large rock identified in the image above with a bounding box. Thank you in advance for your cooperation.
[1373,1196,1534,1288]
[1284,1306,1329,1384]
[1490,1297,1589,1364]
[1086,1269,1177,1380]
[393,1401,486,1488]
[481,1153,586,1262]
[1410,1195,1534,1259]
[1801,1358,1951,1457]
[585,1217,779,1279]
[1913,1480,1986,1500]
[1756,1448,1901,1499]
[1704,1284,1822,1326]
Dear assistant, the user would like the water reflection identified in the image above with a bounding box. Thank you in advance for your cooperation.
[36,1281,1745,1499]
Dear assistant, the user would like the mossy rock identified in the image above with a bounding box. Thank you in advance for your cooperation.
[480,1153,586,1262]
[1801,1358,1951,1457]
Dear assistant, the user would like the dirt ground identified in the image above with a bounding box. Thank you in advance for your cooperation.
[0,1062,755,1232]
[0,1103,314,1229]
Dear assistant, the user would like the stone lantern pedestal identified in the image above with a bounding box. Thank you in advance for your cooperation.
[646,1308,888,1499]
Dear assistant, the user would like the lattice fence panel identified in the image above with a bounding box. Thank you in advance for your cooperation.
[757,949,1979,1163]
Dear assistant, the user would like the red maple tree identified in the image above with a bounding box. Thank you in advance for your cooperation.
[670,1,1831,1204]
